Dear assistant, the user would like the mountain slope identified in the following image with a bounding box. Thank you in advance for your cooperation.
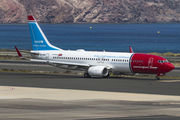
[1,0,180,23]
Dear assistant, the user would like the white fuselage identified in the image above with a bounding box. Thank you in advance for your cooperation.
[31,50,133,73]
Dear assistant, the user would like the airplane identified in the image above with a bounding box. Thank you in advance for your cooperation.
[15,15,175,80]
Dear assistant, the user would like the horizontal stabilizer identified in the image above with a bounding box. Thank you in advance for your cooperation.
[15,46,26,59]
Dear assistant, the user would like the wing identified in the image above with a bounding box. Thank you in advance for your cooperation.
[30,59,90,69]
[30,59,113,70]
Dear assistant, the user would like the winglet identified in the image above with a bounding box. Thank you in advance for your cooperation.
[15,46,25,59]
[129,46,134,53]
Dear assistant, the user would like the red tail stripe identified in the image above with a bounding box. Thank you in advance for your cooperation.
[27,15,35,21]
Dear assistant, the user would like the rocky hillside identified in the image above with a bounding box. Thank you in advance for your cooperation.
[1,0,180,23]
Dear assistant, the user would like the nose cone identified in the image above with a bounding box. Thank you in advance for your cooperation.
[166,63,175,72]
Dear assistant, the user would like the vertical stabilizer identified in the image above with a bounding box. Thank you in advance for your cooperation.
[28,15,62,51]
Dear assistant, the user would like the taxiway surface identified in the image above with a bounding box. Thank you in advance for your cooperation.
[1,59,180,120]
[0,72,180,96]
[1,72,180,120]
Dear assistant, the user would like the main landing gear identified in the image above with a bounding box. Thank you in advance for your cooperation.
[84,73,91,78]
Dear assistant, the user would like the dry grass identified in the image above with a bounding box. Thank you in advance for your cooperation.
[149,52,180,57]
[0,55,23,60]
[0,49,15,52]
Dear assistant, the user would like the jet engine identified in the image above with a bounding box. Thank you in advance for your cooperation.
[88,66,108,77]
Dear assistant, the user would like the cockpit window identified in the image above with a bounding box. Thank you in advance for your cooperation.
[163,60,169,63]
[158,60,169,63]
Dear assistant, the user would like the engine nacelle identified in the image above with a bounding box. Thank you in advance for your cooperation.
[88,66,108,77]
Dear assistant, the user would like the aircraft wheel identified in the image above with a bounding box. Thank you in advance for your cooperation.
[84,73,91,78]
[155,76,160,80]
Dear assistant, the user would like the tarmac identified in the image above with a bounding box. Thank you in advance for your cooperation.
[0,59,180,120]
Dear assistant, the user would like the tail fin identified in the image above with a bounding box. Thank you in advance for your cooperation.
[27,15,62,51]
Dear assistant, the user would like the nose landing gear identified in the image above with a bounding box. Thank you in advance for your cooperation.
[155,73,164,80]
[155,76,160,80]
